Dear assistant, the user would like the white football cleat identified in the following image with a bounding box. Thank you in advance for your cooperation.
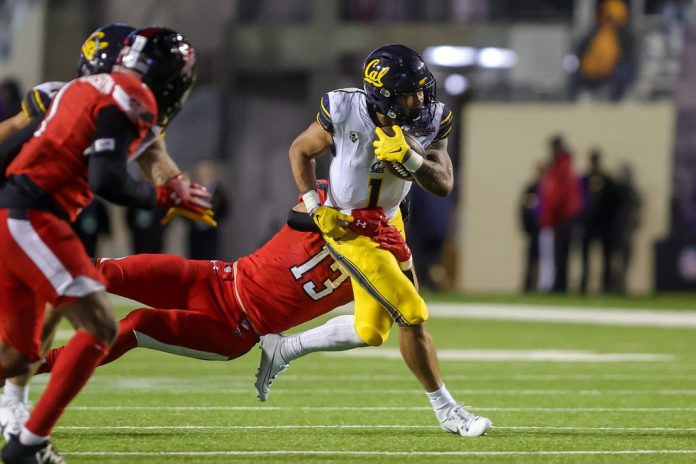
[0,397,30,441]
[439,404,492,437]
[255,334,290,402]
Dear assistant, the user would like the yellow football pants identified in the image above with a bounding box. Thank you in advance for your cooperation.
[323,212,428,346]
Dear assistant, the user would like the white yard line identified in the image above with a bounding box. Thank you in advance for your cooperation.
[427,303,696,327]
[61,450,696,457]
[66,406,696,412]
[57,425,696,432]
[327,349,673,362]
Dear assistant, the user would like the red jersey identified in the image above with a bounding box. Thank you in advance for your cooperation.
[539,152,582,228]
[7,72,157,221]
[234,226,353,334]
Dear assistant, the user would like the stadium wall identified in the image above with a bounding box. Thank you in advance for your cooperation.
[458,102,675,294]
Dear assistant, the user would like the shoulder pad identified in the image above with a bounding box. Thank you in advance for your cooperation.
[21,81,65,118]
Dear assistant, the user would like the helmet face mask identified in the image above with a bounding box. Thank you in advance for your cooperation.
[363,44,436,126]
[77,23,135,77]
[117,27,197,127]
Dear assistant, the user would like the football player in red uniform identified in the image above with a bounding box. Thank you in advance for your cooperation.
[38,183,484,438]
[38,184,356,369]
[0,23,216,449]
[0,27,202,464]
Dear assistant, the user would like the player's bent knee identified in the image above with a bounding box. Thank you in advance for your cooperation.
[355,324,389,347]
[0,346,32,378]
[399,299,429,326]
[61,292,118,344]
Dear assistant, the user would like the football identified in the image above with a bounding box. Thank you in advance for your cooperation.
[379,127,425,180]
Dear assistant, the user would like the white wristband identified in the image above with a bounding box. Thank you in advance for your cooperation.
[399,256,414,271]
[302,189,321,215]
[402,151,424,173]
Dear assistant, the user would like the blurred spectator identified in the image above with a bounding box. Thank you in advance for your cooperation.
[187,160,229,260]
[579,149,619,294]
[72,199,111,257]
[0,79,21,122]
[126,207,167,254]
[519,162,544,292]
[613,163,642,293]
[537,135,582,293]
[572,0,636,102]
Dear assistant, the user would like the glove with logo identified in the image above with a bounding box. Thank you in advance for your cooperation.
[161,206,217,227]
[374,125,410,163]
[312,206,354,239]
[374,225,413,271]
[156,173,216,227]
[348,207,387,237]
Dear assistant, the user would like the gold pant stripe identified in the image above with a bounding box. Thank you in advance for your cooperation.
[324,238,409,326]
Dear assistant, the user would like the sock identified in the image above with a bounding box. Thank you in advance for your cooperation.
[25,330,109,437]
[2,380,28,404]
[281,315,367,361]
[426,384,457,421]
[19,426,48,446]
[36,320,137,375]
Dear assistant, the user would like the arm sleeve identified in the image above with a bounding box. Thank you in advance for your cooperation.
[0,116,42,176]
[287,209,320,232]
[88,106,157,209]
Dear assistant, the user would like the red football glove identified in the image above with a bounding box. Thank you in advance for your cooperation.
[156,173,213,212]
[348,207,388,237]
[374,225,413,270]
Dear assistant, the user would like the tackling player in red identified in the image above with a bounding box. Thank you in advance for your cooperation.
[37,183,486,439]
[0,27,203,464]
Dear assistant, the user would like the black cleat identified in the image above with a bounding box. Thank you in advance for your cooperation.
[1,434,65,464]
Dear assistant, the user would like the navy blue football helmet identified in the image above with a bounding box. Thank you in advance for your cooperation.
[362,44,436,125]
[117,26,197,126]
[77,23,135,77]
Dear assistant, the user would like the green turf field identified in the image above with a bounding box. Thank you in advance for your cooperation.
[26,296,696,463]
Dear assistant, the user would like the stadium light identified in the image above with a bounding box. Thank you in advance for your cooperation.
[477,47,517,69]
[422,46,477,67]
[444,74,468,96]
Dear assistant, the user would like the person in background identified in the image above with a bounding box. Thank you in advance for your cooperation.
[72,198,111,257]
[187,160,229,259]
[572,0,635,102]
[613,162,642,293]
[537,135,582,293]
[579,149,619,294]
[0,79,22,123]
[519,162,544,292]
[126,205,168,254]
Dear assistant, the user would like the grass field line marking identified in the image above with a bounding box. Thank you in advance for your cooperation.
[75,388,696,395]
[61,450,696,457]
[56,425,696,432]
[67,406,696,412]
[427,303,696,328]
[326,348,672,362]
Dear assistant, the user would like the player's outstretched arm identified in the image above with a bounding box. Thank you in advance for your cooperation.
[137,137,180,186]
[0,111,31,145]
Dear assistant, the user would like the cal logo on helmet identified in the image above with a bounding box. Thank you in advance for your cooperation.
[81,31,109,62]
[364,59,389,88]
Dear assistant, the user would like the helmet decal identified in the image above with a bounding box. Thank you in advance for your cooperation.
[363,59,389,88]
[81,31,108,62]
